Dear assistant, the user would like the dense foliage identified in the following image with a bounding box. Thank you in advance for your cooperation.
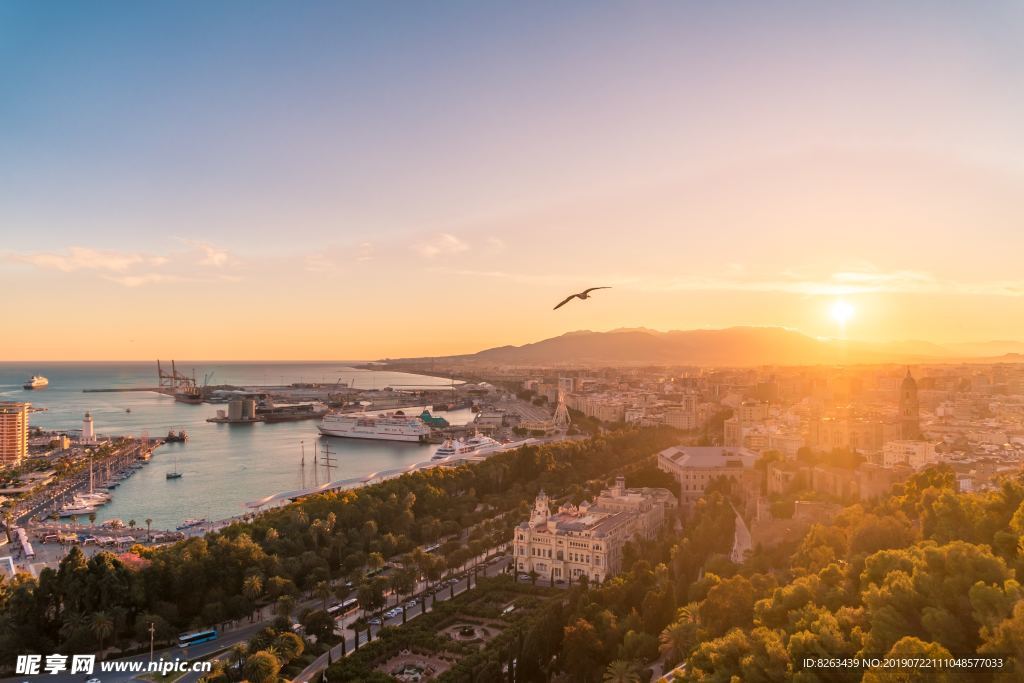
[0,428,678,664]
[468,466,1024,682]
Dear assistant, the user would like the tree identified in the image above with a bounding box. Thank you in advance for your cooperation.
[699,575,755,639]
[272,631,304,663]
[242,650,281,683]
[314,580,332,610]
[89,611,114,655]
[603,659,641,683]
[862,637,955,683]
[301,609,334,643]
[684,627,790,682]
[563,618,605,683]
[659,604,699,667]
[275,595,296,620]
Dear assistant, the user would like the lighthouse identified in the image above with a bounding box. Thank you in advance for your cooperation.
[82,411,96,445]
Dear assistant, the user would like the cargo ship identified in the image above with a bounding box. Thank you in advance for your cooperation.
[318,410,431,442]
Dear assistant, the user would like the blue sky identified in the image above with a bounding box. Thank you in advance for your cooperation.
[2,1,1024,358]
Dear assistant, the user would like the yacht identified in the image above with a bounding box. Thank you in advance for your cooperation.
[431,433,531,460]
[59,502,97,517]
[23,375,49,390]
[318,411,431,442]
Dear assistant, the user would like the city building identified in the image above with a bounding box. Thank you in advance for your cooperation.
[513,477,676,583]
[657,445,760,506]
[882,439,937,469]
[0,402,30,469]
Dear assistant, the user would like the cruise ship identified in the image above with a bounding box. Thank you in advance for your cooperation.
[23,375,49,389]
[318,411,431,442]
[432,434,533,460]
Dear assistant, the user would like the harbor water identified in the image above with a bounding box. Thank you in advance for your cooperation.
[0,362,473,530]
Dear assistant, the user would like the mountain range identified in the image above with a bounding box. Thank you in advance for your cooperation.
[390,327,1024,367]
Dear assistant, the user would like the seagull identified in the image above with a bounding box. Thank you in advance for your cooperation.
[553,287,611,310]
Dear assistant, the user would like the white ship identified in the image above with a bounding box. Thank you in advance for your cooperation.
[23,375,49,389]
[318,411,431,442]
[432,434,532,460]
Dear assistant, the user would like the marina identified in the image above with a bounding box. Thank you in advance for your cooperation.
[0,362,476,530]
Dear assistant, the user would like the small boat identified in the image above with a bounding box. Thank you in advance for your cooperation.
[165,430,188,443]
[126,408,131,413]
[176,518,206,530]
[166,455,183,479]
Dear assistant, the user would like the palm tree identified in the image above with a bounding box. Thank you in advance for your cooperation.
[128,519,136,531]
[88,511,97,527]
[145,517,153,539]
[243,575,264,621]
[90,611,115,656]
[243,574,264,601]
[242,651,280,683]
[314,581,332,611]
[275,595,296,620]
[659,603,699,666]
[603,660,641,683]
[198,659,226,683]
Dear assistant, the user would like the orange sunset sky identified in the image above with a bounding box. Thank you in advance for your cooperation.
[2,2,1024,360]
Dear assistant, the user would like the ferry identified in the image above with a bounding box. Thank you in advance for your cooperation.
[23,375,49,390]
[318,410,431,442]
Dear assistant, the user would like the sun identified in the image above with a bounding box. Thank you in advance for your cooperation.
[830,299,855,326]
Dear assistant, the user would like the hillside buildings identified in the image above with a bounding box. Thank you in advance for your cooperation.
[514,477,676,583]
[0,402,30,469]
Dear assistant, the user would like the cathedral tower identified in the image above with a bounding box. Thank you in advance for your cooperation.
[899,368,920,440]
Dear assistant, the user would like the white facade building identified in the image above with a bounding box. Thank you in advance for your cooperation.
[513,477,676,583]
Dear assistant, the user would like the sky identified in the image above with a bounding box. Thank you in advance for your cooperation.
[2,1,1024,360]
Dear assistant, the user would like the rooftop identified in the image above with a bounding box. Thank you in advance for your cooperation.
[658,445,759,468]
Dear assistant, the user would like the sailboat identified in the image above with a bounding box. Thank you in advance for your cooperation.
[166,455,183,480]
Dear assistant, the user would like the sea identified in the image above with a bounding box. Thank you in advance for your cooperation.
[0,362,473,530]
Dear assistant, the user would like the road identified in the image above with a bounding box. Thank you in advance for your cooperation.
[292,555,512,683]
[0,552,512,683]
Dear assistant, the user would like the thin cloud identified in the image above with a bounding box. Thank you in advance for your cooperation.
[102,273,183,287]
[438,265,1024,298]
[414,233,470,258]
[6,247,161,273]
[177,239,231,267]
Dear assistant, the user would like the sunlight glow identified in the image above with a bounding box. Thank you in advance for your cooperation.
[830,299,856,326]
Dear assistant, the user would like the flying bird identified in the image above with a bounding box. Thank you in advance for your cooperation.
[553,287,611,310]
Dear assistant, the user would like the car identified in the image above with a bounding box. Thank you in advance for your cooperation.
[517,573,531,581]
[368,617,382,625]
[405,600,418,609]
[385,608,401,618]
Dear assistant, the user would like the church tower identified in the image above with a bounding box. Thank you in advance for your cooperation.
[899,368,920,440]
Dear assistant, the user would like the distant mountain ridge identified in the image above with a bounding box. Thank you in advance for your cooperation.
[394,327,1024,367]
